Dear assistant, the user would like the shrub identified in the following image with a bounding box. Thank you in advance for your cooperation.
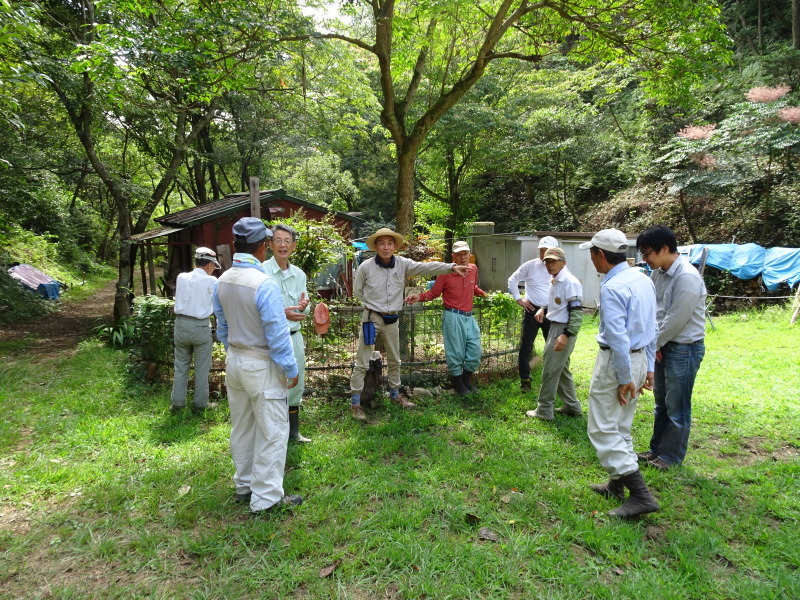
[130,295,175,363]
[0,269,55,325]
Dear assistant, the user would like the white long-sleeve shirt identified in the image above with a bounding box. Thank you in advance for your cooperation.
[507,259,549,306]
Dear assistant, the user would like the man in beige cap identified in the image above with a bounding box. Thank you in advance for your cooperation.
[508,235,560,391]
[525,246,584,420]
[170,246,220,412]
[405,240,486,396]
[349,228,470,420]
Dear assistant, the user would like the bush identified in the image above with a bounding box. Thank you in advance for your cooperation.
[130,295,174,363]
[0,269,56,325]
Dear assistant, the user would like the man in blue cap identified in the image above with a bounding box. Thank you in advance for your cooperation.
[213,217,302,515]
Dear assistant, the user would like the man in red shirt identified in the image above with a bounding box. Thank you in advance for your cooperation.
[405,241,487,396]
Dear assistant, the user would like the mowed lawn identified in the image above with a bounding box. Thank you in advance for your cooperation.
[0,306,798,599]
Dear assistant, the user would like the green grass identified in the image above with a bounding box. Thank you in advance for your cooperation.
[0,306,798,599]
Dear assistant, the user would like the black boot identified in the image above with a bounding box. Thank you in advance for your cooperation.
[608,470,659,518]
[451,374,469,397]
[288,406,311,443]
[589,478,625,501]
[462,371,478,393]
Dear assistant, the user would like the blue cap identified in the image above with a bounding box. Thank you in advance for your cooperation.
[232,217,271,243]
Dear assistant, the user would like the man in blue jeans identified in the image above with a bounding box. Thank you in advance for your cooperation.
[636,225,707,470]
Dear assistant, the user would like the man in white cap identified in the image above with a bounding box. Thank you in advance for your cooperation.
[170,246,220,412]
[524,247,584,420]
[405,240,487,396]
[349,227,470,420]
[213,217,302,515]
[581,228,660,518]
[507,235,560,391]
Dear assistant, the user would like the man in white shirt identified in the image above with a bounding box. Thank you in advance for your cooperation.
[507,236,559,391]
[525,247,584,420]
[170,247,219,412]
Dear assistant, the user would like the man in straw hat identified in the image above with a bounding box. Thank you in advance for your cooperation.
[581,228,660,518]
[524,246,584,420]
[213,217,302,515]
[349,228,470,420]
[170,246,220,413]
[404,240,486,397]
[508,235,560,392]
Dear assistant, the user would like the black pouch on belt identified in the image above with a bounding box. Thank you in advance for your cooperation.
[380,314,399,325]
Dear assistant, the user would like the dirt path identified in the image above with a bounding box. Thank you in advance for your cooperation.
[0,279,117,353]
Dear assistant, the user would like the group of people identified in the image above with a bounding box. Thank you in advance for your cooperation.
[170,218,706,519]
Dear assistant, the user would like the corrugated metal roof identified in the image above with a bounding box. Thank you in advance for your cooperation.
[155,189,364,227]
[8,264,57,289]
[131,225,185,242]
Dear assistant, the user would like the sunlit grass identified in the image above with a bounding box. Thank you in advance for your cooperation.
[0,307,798,599]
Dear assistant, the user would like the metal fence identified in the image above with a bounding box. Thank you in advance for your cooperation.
[302,301,523,395]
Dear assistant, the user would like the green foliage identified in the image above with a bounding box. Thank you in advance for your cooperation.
[273,211,353,281]
[93,319,136,349]
[0,269,55,325]
[130,295,174,363]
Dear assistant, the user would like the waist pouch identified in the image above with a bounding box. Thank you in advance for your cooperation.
[380,314,399,325]
[362,321,377,345]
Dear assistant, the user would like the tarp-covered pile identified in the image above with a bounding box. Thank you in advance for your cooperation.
[681,244,800,291]
[7,264,63,299]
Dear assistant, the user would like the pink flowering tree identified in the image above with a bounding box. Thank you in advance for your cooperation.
[656,85,800,241]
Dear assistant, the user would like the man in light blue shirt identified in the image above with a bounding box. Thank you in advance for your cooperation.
[263,224,312,443]
[636,225,706,471]
[581,229,660,519]
[214,217,301,515]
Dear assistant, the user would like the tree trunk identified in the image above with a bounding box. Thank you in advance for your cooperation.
[395,144,418,236]
[678,190,699,244]
[793,0,800,49]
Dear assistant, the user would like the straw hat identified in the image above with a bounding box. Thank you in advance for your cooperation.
[365,228,405,251]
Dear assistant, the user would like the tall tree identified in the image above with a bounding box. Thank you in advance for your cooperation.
[304,0,730,236]
[30,0,308,320]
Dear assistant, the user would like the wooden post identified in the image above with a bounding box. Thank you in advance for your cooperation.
[790,284,800,325]
[139,245,148,295]
[147,242,157,296]
[249,176,260,218]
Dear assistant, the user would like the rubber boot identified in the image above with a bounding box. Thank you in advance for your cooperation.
[462,371,478,393]
[608,470,659,518]
[589,478,625,501]
[520,378,531,392]
[451,374,469,397]
[288,406,311,443]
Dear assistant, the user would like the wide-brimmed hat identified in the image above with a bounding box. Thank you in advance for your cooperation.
[579,229,629,253]
[366,228,405,251]
[195,246,221,269]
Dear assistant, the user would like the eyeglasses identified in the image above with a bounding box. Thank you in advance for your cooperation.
[272,238,294,246]
[640,249,655,259]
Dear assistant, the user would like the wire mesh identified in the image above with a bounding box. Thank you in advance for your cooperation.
[303,300,522,394]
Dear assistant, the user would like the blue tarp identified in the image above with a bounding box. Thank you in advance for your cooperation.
[683,244,800,291]
[7,264,63,299]
[763,247,800,291]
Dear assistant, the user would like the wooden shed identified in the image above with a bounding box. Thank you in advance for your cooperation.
[131,188,363,297]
